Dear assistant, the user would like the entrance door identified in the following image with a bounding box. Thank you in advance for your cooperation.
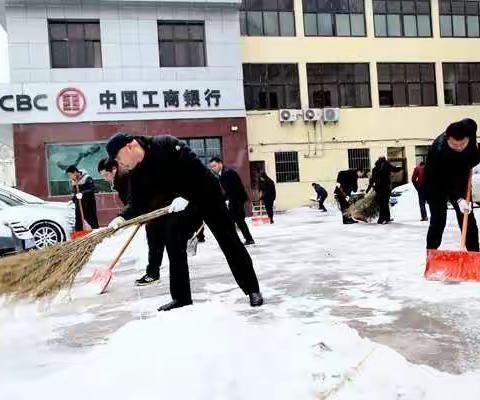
[249,161,265,203]
[387,147,407,188]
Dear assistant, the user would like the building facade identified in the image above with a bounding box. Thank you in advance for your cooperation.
[2,0,248,223]
[241,0,480,209]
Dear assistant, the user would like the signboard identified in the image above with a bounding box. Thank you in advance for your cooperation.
[0,81,246,124]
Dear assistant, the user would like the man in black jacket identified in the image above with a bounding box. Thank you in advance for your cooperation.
[312,183,328,211]
[335,168,365,224]
[66,165,99,231]
[209,157,254,245]
[106,133,263,311]
[425,118,480,251]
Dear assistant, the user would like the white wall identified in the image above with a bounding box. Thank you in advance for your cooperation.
[0,124,15,187]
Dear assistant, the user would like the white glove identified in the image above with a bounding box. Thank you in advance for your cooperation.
[457,198,472,214]
[335,183,341,188]
[108,216,125,230]
[345,196,350,202]
[75,193,83,200]
[169,197,189,213]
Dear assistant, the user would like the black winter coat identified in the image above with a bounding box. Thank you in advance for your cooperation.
[313,183,327,199]
[113,172,130,206]
[219,167,249,203]
[368,160,401,193]
[71,170,96,204]
[336,170,358,195]
[259,177,276,201]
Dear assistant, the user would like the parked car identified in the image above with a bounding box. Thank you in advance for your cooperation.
[0,221,36,256]
[0,185,75,249]
[472,165,480,205]
[389,183,413,207]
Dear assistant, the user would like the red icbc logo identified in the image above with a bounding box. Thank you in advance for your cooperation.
[56,88,86,117]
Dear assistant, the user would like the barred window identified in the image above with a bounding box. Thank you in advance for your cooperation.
[181,137,222,166]
[348,148,371,171]
[373,0,432,37]
[415,145,430,164]
[377,63,437,107]
[48,20,102,68]
[443,63,480,105]
[275,151,299,183]
[303,0,366,37]
[440,0,480,37]
[307,63,371,108]
[240,0,295,36]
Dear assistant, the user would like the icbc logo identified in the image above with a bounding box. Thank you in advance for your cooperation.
[56,88,86,117]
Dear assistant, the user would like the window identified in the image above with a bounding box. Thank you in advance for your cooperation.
[440,1,480,37]
[47,143,112,196]
[243,64,301,110]
[348,148,371,171]
[307,63,371,108]
[377,63,437,107]
[415,145,430,164]
[373,0,432,37]
[181,137,222,166]
[240,0,295,36]
[275,152,299,183]
[303,0,366,37]
[443,63,480,105]
[158,21,206,67]
[48,20,102,68]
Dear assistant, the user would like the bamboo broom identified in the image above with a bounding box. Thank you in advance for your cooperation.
[0,207,170,301]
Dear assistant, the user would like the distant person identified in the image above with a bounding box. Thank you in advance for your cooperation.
[258,172,276,224]
[412,161,428,221]
[209,157,255,245]
[335,168,365,224]
[312,183,328,212]
[66,165,99,232]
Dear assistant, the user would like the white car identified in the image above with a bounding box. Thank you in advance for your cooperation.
[0,185,75,249]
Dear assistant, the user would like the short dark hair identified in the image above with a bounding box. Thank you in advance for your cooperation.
[65,165,79,174]
[98,157,118,173]
[311,183,316,186]
[209,156,223,164]
[106,132,134,159]
[446,118,477,140]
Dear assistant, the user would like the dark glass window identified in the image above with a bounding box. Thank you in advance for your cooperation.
[303,0,366,37]
[158,21,206,67]
[307,63,371,108]
[440,1,480,37]
[443,63,480,105]
[240,0,295,36]
[48,20,102,68]
[243,64,301,110]
[373,0,432,37]
[377,63,437,107]
[181,137,222,166]
[348,148,371,171]
[275,151,299,183]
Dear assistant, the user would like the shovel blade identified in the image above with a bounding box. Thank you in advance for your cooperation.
[425,249,480,282]
[252,216,270,226]
[87,268,113,295]
[71,230,90,240]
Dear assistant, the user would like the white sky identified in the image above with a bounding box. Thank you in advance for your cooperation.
[0,26,9,83]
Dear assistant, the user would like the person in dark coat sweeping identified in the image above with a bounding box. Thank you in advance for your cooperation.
[66,165,99,231]
[312,183,328,211]
[425,118,480,252]
[335,168,365,224]
[209,157,255,245]
[258,172,276,223]
[106,133,263,311]
[412,161,428,221]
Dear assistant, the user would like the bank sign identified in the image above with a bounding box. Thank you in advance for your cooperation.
[0,82,246,124]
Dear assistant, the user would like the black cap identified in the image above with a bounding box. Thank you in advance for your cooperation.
[106,133,134,159]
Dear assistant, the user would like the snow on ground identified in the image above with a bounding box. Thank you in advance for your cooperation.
[2,196,480,399]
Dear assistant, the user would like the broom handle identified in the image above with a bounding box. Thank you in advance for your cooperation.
[109,224,142,271]
[460,170,473,250]
[74,182,87,230]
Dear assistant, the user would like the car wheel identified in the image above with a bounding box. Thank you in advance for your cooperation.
[30,222,64,249]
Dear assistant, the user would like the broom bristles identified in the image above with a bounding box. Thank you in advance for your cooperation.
[0,207,170,302]
[347,192,379,222]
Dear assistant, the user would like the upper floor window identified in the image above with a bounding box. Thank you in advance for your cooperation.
[243,64,301,110]
[48,20,102,68]
[373,0,432,37]
[303,0,366,37]
[240,0,295,37]
[440,0,480,37]
[158,21,206,67]
[443,63,480,105]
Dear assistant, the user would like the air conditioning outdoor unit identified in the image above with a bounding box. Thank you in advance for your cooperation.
[303,108,322,122]
[279,109,298,123]
[323,107,340,123]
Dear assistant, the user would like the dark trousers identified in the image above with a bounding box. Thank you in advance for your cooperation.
[228,200,254,242]
[318,194,327,211]
[263,197,275,222]
[427,200,479,251]
[417,187,428,220]
[336,192,353,223]
[145,221,165,279]
[376,190,391,224]
[74,199,99,231]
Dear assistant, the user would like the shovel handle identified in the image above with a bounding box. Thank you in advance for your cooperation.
[460,171,473,250]
[109,224,142,271]
[74,182,87,231]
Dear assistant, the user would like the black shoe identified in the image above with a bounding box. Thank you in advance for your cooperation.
[249,292,263,307]
[157,299,192,312]
[270,220,274,224]
[244,239,255,246]
[343,219,357,225]
[421,217,429,222]
[135,274,159,286]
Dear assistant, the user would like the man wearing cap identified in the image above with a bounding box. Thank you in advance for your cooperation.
[106,133,263,311]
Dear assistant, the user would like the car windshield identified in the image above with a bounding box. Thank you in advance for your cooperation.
[0,186,45,205]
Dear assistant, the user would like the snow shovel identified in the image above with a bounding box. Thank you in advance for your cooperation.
[252,201,270,226]
[71,183,92,240]
[424,172,480,281]
[88,224,142,294]
[187,223,205,256]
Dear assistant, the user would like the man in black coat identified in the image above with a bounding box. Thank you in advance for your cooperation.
[334,168,365,224]
[425,118,480,251]
[312,183,328,211]
[209,157,255,245]
[66,165,99,231]
[106,133,263,311]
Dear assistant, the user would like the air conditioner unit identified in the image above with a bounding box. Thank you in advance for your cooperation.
[323,107,340,123]
[303,108,322,122]
[279,109,298,123]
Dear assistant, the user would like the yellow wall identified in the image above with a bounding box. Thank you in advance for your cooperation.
[242,0,480,210]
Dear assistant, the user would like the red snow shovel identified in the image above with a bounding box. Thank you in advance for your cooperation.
[252,201,270,226]
[424,172,480,281]
[88,224,142,294]
[71,183,92,240]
